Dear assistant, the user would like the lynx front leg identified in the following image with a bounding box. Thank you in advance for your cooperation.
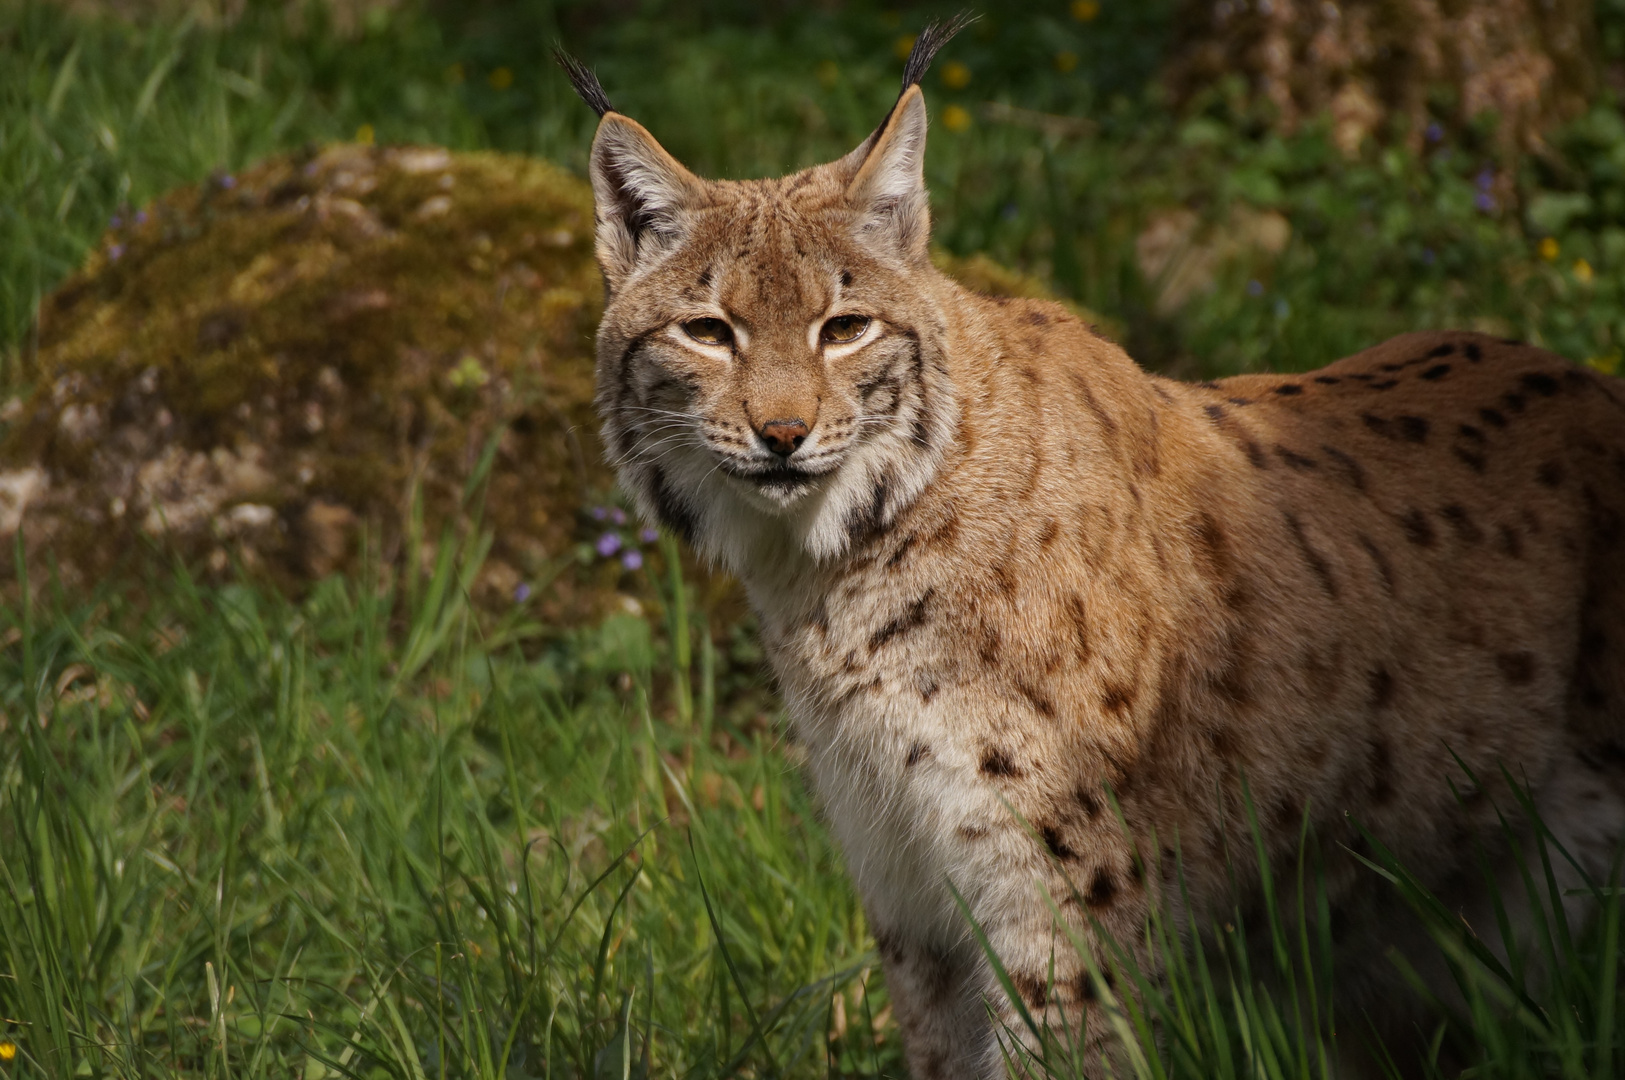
[869,926,997,1080]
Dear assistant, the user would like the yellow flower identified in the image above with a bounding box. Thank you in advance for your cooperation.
[1054,50,1079,73]
[942,104,972,132]
[941,60,971,89]
[355,123,375,146]
[0,1041,15,1062]
[1586,352,1621,376]
[446,62,465,85]
[894,35,916,61]
[1072,0,1101,21]
[816,59,839,88]
[488,67,513,91]
[1538,236,1559,261]
[1574,258,1594,284]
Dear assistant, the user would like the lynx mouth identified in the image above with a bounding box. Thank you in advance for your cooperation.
[720,458,830,500]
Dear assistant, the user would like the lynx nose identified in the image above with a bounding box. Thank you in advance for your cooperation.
[759,419,809,458]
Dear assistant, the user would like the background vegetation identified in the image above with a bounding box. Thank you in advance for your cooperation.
[3,1,1625,1077]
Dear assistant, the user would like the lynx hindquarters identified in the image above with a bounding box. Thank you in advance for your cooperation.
[563,28,1625,1077]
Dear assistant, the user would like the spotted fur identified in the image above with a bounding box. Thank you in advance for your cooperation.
[575,51,1625,1079]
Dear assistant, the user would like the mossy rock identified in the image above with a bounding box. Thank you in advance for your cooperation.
[1,144,612,620]
[0,143,1094,622]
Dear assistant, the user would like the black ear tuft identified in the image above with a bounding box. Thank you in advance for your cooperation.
[553,47,615,117]
[900,11,978,90]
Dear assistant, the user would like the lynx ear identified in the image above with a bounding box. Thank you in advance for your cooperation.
[588,114,706,292]
[843,85,931,263]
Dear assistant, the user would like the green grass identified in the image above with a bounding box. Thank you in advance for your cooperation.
[0,531,903,1079]
[5,2,1625,1077]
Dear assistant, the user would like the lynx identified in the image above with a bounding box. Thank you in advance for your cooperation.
[561,24,1625,1077]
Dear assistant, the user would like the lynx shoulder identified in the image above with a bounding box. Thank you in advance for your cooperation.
[563,28,1625,1077]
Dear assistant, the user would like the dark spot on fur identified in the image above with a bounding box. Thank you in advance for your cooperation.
[1086,869,1119,909]
[1075,786,1102,818]
[1024,309,1050,326]
[1314,375,1341,385]
[1421,364,1451,380]
[1037,517,1060,550]
[869,589,934,652]
[1040,824,1078,860]
[1064,594,1091,662]
[1203,403,1226,422]
[840,270,853,287]
[1347,373,1375,382]
[1101,682,1137,714]
[1503,391,1528,413]
[958,823,989,840]
[1372,378,1400,390]
[1011,971,1048,1009]
[1454,447,1487,473]
[1397,415,1430,442]
[1440,504,1483,544]
[1496,523,1523,558]
[1274,383,1303,396]
[1465,342,1482,361]
[1357,534,1394,593]
[886,533,917,570]
[697,267,713,288]
[650,467,697,542]
[1242,435,1268,469]
[1536,461,1565,487]
[1496,651,1537,685]
[906,741,930,767]
[1368,666,1395,709]
[844,475,890,546]
[1521,372,1560,397]
[1285,511,1338,597]
[1073,973,1098,1003]
[1458,424,1485,442]
[1427,342,1456,358]
[1321,446,1365,491]
[1072,374,1118,443]
[981,748,1021,778]
[1369,738,1395,804]
[1399,508,1435,547]
[1275,445,1318,470]
[1479,407,1508,428]
[1017,678,1057,719]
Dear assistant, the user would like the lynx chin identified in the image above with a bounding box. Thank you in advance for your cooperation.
[561,23,1625,1078]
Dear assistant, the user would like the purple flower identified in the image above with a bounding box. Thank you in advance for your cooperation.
[609,507,627,525]
[110,214,123,228]
[218,173,237,190]
[1246,279,1264,297]
[1475,191,1496,213]
[1475,169,1495,192]
[108,244,124,261]
[513,582,532,603]
[591,505,609,521]
[596,531,622,557]
[621,549,644,571]
[1422,247,1436,265]
[640,527,659,544]
[1424,122,1444,144]
[134,210,147,225]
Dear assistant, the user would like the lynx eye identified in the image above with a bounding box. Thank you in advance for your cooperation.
[682,317,733,346]
[821,315,871,344]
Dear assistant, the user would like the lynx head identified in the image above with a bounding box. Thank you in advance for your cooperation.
[559,19,972,573]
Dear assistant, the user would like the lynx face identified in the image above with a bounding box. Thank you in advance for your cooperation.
[587,91,957,568]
